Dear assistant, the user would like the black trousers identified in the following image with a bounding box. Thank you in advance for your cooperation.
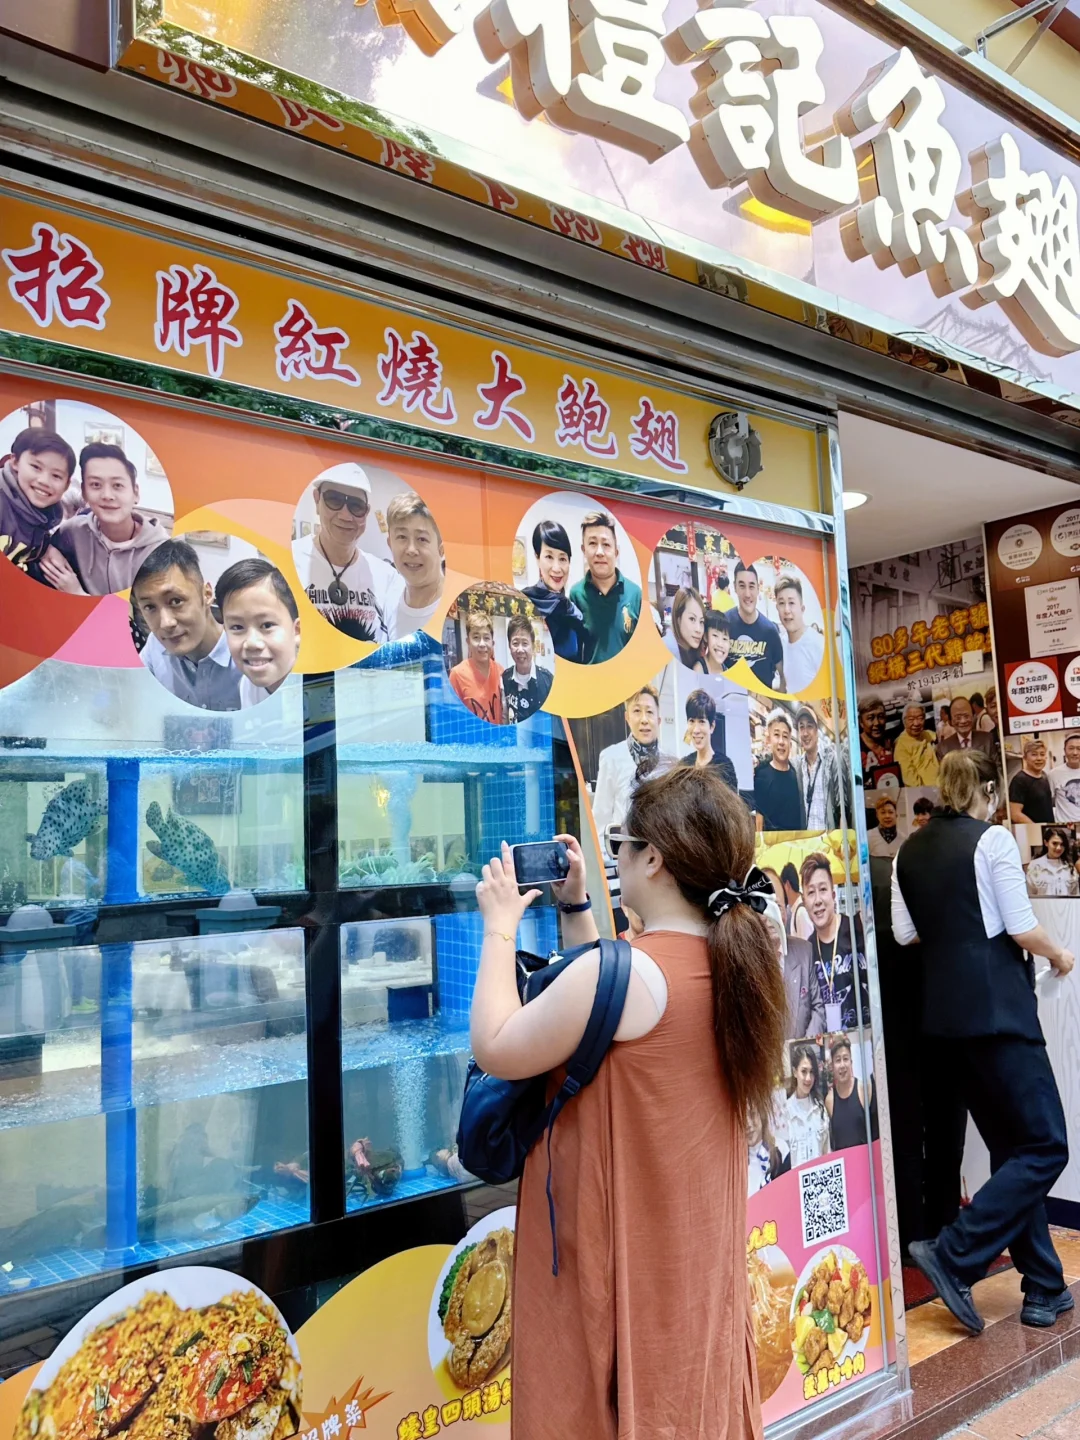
[935,1036,1068,1295]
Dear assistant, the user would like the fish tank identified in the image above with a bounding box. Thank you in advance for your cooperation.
[0,633,580,1304]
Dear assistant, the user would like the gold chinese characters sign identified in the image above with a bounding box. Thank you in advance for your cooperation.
[122,0,1080,408]
[0,180,820,512]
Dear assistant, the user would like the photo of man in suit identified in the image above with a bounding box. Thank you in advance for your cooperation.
[936,696,994,759]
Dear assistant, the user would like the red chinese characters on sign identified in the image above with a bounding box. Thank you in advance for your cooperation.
[377,327,457,422]
[157,50,238,102]
[630,397,687,472]
[155,263,242,378]
[3,222,110,330]
[275,96,345,132]
[474,351,534,440]
[381,139,436,183]
[549,206,604,246]
[274,300,361,385]
[556,376,618,458]
[622,235,667,271]
[470,174,519,213]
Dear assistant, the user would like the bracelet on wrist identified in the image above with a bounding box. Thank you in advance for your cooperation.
[484,930,515,943]
[557,896,592,915]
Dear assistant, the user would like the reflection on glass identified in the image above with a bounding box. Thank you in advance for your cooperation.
[0,928,308,1289]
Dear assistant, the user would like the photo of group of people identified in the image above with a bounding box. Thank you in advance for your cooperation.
[1005,731,1080,896]
[513,494,642,665]
[130,536,301,712]
[292,461,445,644]
[750,697,851,835]
[650,521,826,695]
[0,399,174,595]
[440,584,554,726]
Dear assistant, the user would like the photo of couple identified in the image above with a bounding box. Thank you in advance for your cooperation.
[292,462,445,645]
[441,584,554,727]
[0,399,174,595]
[651,522,826,695]
[131,537,301,712]
[750,699,851,835]
[514,495,642,665]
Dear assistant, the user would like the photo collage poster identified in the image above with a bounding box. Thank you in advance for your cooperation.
[985,504,1080,901]
[0,373,885,1426]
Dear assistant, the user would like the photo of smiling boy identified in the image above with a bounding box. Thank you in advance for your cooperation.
[501,614,553,724]
[703,610,732,675]
[0,428,75,576]
[216,558,301,708]
[42,443,168,595]
[385,491,445,640]
[521,519,587,663]
[132,539,242,711]
[448,609,505,725]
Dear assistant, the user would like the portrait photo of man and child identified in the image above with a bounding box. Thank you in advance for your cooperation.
[130,536,301,714]
[515,495,642,666]
[0,399,175,595]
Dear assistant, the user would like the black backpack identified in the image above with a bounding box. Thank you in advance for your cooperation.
[456,937,631,1274]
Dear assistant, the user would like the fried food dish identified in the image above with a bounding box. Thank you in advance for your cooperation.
[793,1251,872,1377]
[18,1292,300,1440]
[746,1249,795,1402]
[442,1229,513,1389]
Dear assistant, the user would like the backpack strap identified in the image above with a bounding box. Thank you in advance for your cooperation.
[542,937,632,1276]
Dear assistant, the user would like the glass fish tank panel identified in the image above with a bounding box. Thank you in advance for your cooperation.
[0,1114,107,1291]
[340,919,473,1212]
[0,662,306,909]
[0,765,108,909]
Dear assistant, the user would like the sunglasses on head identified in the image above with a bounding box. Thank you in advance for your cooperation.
[320,488,368,516]
[606,827,642,857]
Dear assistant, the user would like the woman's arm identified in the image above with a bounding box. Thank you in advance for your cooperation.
[890,864,919,945]
[471,843,599,1080]
[550,834,600,950]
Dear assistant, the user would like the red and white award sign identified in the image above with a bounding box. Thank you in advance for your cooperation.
[1005,658,1063,732]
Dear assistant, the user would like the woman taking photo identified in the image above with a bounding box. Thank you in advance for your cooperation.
[471,766,785,1438]
[664,586,708,672]
[1026,826,1079,897]
[895,749,1074,1333]
[784,1044,830,1167]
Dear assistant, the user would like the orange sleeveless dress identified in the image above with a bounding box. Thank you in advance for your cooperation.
[512,932,762,1440]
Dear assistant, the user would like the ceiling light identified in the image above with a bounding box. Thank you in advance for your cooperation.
[842,491,869,511]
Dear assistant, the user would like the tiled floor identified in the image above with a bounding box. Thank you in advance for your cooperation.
[907,1228,1080,1367]
[944,1357,1080,1438]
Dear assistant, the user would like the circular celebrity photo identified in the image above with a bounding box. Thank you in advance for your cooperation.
[131,534,301,712]
[749,555,826,695]
[442,584,554,726]
[650,521,743,672]
[292,460,445,644]
[513,492,641,665]
[18,1268,301,1440]
[0,397,174,595]
[428,1209,515,1400]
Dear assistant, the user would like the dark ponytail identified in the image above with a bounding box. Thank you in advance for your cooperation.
[626,766,787,1127]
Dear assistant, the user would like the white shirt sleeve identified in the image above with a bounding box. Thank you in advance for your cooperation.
[890,865,919,946]
[974,825,1038,938]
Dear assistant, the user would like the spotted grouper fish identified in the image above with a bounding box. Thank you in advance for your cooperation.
[27,779,107,860]
[145,801,229,893]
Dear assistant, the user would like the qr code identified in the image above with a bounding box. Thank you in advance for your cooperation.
[800,1158,849,1248]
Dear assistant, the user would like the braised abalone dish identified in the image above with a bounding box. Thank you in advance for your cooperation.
[17,1290,300,1440]
[439,1228,513,1389]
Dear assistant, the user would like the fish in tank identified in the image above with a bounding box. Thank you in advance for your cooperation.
[145,802,230,894]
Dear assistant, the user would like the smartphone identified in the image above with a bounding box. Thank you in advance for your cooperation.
[511,840,570,887]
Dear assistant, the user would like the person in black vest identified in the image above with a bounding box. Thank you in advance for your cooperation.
[894,749,1074,1333]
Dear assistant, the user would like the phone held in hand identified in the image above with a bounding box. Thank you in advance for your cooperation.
[511,840,571,887]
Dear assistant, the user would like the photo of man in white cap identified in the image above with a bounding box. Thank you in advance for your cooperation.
[291,462,397,642]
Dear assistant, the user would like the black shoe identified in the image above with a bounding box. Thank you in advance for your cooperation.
[1021,1288,1075,1328]
[909,1239,985,1334]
